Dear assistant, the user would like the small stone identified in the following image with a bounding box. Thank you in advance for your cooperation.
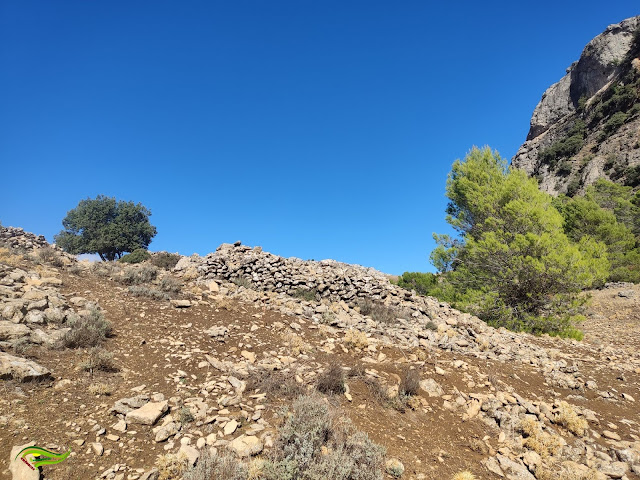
[224,420,238,436]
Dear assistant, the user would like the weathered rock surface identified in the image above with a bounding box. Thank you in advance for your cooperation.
[9,443,40,480]
[0,352,50,381]
[125,400,168,426]
[512,16,640,195]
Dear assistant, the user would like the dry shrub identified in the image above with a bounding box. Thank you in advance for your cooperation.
[316,363,346,395]
[88,382,112,396]
[183,449,247,480]
[159,275,182,293]
[343,329,369,349]
[90,261,121,278]
[127,285,169,300]
[554,401,588,436]
[37,246,64,267]
[290,287,318,302]
[519,416,563,458]
[0,247,21,266]
[452,472,476,480]
[79,347,117,372]
[268,393,385,479]
[358,300,408,324]
[60,309,112,348]
[246,369,305,399]
[177,406,194,426]
[119,264,158,285]
[399,368,420,396]
[156,453,189,480]
[281,332,310,356]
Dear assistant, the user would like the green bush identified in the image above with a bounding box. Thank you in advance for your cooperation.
[118,248,151,264]
[432,147,609,338]
[151,252,181,270]
[396,272,437,296]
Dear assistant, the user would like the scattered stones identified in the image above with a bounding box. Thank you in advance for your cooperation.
[228,435,263,457]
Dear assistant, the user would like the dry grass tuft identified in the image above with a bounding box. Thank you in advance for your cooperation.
[519,417,563,458]
[452,471,477,480]
[343,329,369,349]
[281,332,310,356]
[156,453,189,480]
[555,401,588,436]
[0,247,22,266]
[88,382,112,396]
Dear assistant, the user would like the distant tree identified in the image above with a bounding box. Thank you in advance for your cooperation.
[55,195,157,261]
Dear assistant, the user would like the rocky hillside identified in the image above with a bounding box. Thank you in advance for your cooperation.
[2,226,640,480]
[512,16,640,196]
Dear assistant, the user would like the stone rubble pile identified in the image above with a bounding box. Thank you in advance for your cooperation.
[175,243,633,390]
[0,226,50,251]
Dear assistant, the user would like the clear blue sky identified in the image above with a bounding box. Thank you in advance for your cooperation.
[1,2,638,274]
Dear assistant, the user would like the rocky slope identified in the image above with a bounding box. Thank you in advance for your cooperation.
[1,227,640,480]
[512,16,640,195]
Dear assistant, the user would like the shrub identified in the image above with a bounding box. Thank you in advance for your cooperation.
[151,252,181,270]
[291,287,319,302]
[183,450,247,480]
[268,394,385,480]
[452,472,477,480]
[88,382,112,396]
[358,300,407,324]
[118,248,151,264]
[246,370,305,399]
[37,246,64,267]
[343,329,369,349]
[399,368,420,396]
[127,285,169,300]
[119,264,158,285]
[156,453,189,480]
[316,363,346,395]
[79,347,117,372]
[60,309,112,348]
[159,275,182,293]
[231,276,254,289]
[555,401,588,436]
[519,417,563,458]
[177,406,195,426]
[396,271,437,296]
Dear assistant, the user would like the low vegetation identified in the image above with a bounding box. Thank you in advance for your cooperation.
[118,248,151,264]
[180,393,386,480]
[60,309,112,348]
[79,347,117,373]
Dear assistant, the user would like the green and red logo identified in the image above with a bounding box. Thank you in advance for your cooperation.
[14,446,71,470]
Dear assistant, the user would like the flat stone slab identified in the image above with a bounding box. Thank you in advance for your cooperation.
[125,400,168,426]
[0,352,50,382]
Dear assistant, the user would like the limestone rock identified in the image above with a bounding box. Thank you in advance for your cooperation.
[228,435,263,457]
[125,400,168,426]
[0,352,50,382]
[9,443,40,480]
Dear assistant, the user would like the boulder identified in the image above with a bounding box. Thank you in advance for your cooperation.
[126,400,168,426]
[0,352,50,382]
[228,435,263,457]
[9,443,40,480]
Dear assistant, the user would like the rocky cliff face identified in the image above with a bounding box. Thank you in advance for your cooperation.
[512,16,640,195]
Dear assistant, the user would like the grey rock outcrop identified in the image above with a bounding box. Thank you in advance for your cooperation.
[513,16,640,195]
